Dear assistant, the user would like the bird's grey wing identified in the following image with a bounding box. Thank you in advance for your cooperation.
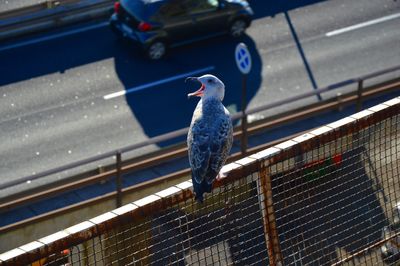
[205,116,233,184]
[188,121,211,184]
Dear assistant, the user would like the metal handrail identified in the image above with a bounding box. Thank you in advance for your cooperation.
[0,78,399,233]
[0,0,112,26]
[1,65,398,193]
[0,0,113,40]
[1,100,399,265]
[246,64,400,116]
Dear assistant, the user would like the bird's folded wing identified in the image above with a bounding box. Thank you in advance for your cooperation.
[205,119,233,184]
[189,141,211,184]
[188,117,233,185]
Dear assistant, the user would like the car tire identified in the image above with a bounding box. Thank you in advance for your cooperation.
[146,41,167,60]
[229,19,247,38]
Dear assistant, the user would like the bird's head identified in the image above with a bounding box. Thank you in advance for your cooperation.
[186,74,225,101]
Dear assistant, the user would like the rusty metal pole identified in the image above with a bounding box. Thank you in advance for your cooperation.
[356,79,364,112]
[116,151,122,208]
[241,74,248,156]
[259,161,283,266]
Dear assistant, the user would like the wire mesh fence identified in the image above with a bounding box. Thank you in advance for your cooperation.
[273,118,400,265]
[29,173,269,266]
[66,176,269,266]
[1,97,399,266]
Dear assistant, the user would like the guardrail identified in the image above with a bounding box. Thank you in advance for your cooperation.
[1,95,399,265]
[0,0,113,41]
[2,65,400,192]
[0,65,399,233]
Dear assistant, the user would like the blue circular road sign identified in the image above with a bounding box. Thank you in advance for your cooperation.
[235,43,252,74]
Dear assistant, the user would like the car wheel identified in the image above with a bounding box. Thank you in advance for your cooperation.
[147,41,167,60]
[230,19,247,38]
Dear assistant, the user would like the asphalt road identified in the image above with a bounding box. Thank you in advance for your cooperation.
[0,0,399,197]
[0,0,47,12]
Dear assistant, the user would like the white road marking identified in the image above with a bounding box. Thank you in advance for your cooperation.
[325,13,400,37]
[0,22,108,52]
[103,66,216,100]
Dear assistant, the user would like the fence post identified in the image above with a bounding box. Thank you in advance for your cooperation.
[336,92,343,112]
[116,151,122,208]
[259,161,283,266]
[241,74,248,156]
[356,79,364,111]
[46,0,59,8]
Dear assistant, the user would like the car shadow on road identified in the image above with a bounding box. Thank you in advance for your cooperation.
[0,0,328,88]
[114,35,262,147]
[0,28,117,87]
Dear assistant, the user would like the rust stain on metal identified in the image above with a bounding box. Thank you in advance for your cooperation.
[259,160,283,266]
[1,93,399,265]
[331,231,400,266]
[1,88,398,229]
[2,79,398,216]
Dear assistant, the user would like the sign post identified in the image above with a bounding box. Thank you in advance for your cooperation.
[235,43,252,155]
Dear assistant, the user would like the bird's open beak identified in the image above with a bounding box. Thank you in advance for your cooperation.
[186,77,205,98]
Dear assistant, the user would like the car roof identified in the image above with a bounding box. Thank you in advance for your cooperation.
[121,0,168,20]
[141,0,165,3]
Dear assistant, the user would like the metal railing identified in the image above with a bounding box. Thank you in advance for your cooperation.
[0,0,113,41]
[0,65,399,232]
[1,96,399,265]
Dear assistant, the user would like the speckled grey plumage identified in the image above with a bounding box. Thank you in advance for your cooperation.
[187,97,233,202]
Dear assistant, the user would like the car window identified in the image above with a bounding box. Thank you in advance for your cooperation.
[158,0,187,18]
[184,0,218,14]
[122,0,165,20]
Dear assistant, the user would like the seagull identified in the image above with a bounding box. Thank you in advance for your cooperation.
[186,74,233,203]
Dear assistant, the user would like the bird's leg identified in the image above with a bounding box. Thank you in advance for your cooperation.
[216,170,227,181]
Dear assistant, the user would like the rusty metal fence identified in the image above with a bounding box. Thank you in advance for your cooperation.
[1,97,399,265]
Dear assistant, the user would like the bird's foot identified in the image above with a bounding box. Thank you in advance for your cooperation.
[216,171,227,181]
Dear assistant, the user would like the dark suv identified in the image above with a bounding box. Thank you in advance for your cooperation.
[110,0,253,59]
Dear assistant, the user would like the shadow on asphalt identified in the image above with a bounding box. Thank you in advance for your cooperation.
[284,11,322,100]
[113,0,328,147]
[0,0,329,87]
[250,0,328,19]
[0,0,329,147]
[114,34,262,147]
[0,24,119,87]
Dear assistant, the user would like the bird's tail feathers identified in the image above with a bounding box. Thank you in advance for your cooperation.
[193,179,213,203]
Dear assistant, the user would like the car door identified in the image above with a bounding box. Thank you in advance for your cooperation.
[185,0,231,37]
[157,0,197,43]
